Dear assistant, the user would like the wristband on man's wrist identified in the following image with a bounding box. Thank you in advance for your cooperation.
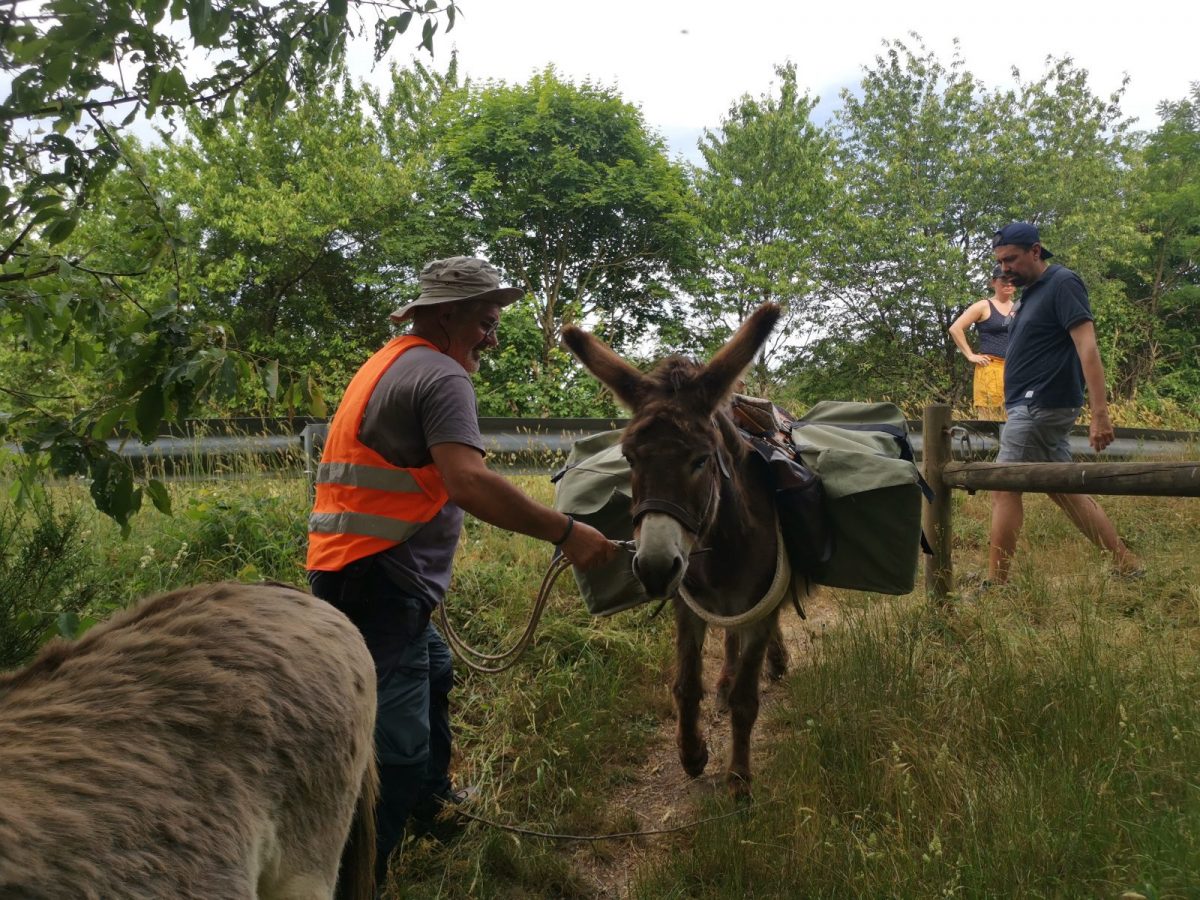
[553,514,575,545]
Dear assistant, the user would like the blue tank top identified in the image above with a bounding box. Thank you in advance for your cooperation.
[975,299,1010,358]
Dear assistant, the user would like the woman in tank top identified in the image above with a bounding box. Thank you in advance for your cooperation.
[948,264,1017,420]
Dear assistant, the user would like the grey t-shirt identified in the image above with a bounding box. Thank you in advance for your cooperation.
[357,345,485,612]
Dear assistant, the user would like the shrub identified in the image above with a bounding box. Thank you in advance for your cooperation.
[0,501,103,669]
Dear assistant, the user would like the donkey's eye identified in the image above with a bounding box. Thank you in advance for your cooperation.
[691,454,710,472]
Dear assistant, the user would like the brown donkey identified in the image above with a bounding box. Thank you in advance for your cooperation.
[564,303,801,796]
[0,581,378,900]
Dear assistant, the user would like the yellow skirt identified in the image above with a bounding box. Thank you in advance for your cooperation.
[972,358,1006,421]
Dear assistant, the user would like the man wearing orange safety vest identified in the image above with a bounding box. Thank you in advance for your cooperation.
[307,257,616,882]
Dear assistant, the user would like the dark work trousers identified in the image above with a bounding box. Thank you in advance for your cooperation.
[309,556,455,885]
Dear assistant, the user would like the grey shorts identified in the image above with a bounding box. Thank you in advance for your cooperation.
[996,404,1080,463]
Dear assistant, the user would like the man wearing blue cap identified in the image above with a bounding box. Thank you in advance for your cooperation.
[987,223,1141,584]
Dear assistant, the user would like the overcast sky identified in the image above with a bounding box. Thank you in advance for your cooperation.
[362,0,1198,162]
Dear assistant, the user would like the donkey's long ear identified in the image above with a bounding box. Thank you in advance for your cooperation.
[562,325,648,411]
[697,303,781,409]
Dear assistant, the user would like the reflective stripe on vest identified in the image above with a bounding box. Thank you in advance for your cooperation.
[315,462,426,492]
[306,335,451,572]
[308,510,426,543]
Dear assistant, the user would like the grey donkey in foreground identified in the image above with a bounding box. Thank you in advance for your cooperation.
[0,581,378,900]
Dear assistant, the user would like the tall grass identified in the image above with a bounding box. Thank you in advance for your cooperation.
[390,476,674,898]
[632,492,1200,899]
[0,460,674,897]
[3,448,1198,898]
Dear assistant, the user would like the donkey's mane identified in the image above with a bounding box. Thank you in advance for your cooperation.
[634,355,748,458]
[647,355,701,394]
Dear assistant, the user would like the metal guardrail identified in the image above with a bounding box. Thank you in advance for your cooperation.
[299,417,628,466]
[941,422,1198,461]
[9,417,1197,473]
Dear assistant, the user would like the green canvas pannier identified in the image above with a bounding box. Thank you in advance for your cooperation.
[551,400,927,615]
[550,429,651,616]
[790,401,926,595]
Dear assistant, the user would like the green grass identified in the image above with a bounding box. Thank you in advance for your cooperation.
[632,491,1200,899]
[3,459,1199,899]
[0,465,673,898]
[390,476,674,898]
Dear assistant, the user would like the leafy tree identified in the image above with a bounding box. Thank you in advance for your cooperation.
[796,38,1012,406]
[687,62,835,392]
[365,58,473,267]
[438,67,699,363]
[791,37,1135,411]
[0,146,268,529]
[1,0,456,253]
[156,74,470,406]
[1113,85,1200,402]
[0,0,457,529]
[474,297,619,417]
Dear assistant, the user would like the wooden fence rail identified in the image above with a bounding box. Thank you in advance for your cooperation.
[921,403,1200,599]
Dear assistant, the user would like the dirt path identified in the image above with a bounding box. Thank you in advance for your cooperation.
[570,592,842,898]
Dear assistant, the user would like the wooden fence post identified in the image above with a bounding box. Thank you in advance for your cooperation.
[922,404,954,600]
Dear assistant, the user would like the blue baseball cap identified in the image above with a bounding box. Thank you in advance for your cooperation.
[992,222,1054,258]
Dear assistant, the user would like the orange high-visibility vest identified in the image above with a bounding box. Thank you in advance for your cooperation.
[306,335,451,572]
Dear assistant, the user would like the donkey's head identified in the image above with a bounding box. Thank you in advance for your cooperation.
[563,304,781,599]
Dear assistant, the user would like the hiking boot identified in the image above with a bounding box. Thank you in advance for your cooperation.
[406,785,478,844]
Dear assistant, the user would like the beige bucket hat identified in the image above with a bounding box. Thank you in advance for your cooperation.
[389,256,524,323]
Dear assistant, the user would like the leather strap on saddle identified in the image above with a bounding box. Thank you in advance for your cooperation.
[731,393,794,452]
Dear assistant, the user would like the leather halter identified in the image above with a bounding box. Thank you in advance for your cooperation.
[629,448,730,536]
[630,498,703,534]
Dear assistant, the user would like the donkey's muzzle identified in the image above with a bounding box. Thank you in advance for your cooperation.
[631,513,691,599]
[633,550,684,600]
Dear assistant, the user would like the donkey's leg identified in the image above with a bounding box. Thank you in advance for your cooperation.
[764,621,789,682]
[673,604,709,778]
[715,630,739,712]
[725,615,776,797]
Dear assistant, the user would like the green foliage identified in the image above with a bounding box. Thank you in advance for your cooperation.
[173,485,308,583]
[687,63,835,389]
[155,79,470,406]
[0,469,311,669]
[0,0,458,529]
[1111,84,1200,402]
[0,0,456,255]
[439,67,700,359]
[0,500,103,669]
[475,297,620,416]
[790,38,1137,408]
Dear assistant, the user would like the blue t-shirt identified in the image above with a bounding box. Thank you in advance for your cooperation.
[1003,264,1094,409]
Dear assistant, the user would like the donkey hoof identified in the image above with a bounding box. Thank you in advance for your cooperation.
[715,683,732,713]
[726,771,752,800]
[680,741,709,778]
[765,649,789,682]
